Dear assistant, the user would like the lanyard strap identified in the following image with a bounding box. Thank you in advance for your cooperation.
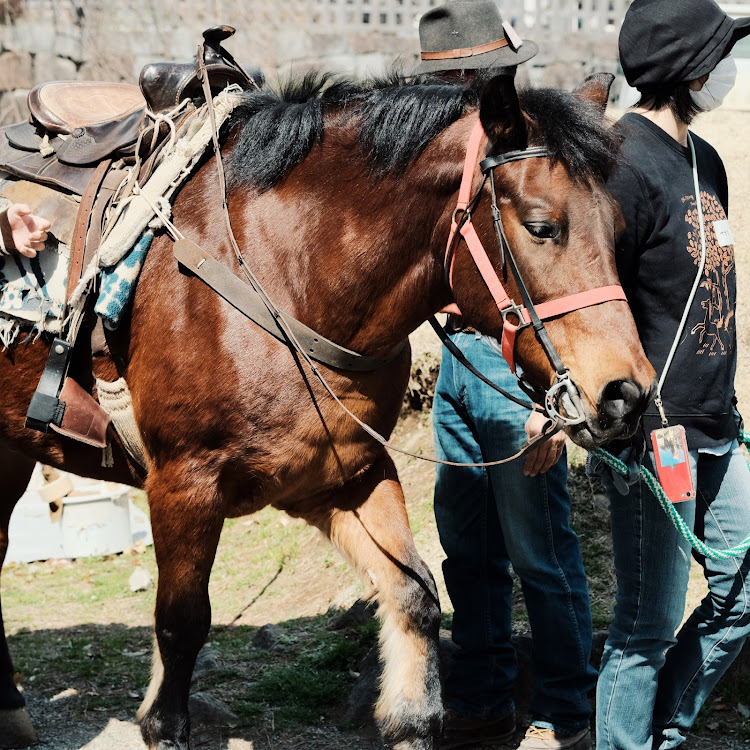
[653,132,708,426]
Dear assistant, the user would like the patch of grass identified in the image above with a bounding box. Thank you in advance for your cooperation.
[4,549,158,632]
[440,612,453,631]
[245,663,347,729]
[205,617,380,731]
[9,615,381,733]
[9,624,152,716]
[714,674,750,706]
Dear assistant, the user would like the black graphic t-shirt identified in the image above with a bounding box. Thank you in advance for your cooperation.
[607,113,737,449]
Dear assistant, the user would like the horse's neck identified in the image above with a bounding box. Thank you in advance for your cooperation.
[171,116,471,358]
[266,124,469,355]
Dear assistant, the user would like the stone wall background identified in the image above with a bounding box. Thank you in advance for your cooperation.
[0,0,419,125]
[0,0,748,125]
[0,0,634,125]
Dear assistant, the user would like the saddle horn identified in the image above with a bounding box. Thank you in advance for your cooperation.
[139,25,265,114]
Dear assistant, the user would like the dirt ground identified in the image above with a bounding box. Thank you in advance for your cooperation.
[4,107,750,750]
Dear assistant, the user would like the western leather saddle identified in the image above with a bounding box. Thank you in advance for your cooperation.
[5,25,263,450]
[140,25,264,113]
[0,25,262,192]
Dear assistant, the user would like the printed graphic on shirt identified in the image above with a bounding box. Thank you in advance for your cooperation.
[682,191,735,356]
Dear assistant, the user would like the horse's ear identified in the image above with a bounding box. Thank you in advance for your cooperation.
[479,74,527,152]
[573,73,615,117]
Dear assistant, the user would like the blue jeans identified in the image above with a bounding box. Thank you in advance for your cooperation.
[433,332,596,734]
[596,443,750,750]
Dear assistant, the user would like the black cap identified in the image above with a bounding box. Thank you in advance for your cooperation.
[619,0,750,89]
[413,0,538,75]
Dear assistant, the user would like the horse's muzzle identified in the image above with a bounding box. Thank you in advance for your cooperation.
[571,377,656,448]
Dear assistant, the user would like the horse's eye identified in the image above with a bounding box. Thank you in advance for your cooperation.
[524,222,559,241]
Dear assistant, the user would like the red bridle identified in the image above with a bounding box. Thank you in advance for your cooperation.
[445,119,626,376]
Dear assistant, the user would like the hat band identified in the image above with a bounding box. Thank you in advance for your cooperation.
[421,37,509,61]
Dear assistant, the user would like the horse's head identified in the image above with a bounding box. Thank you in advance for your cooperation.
[447,74,656,448]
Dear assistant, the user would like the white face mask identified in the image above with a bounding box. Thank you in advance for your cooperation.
[690,56,738,111]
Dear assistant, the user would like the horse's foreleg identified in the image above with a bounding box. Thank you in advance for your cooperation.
[312,453,442,750]
[136,469,225,750]
[0,449,38,749]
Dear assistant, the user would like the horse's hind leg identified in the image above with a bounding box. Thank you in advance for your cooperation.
[136,468,225,750]
[0,450,38,748]
[311,453,442,750]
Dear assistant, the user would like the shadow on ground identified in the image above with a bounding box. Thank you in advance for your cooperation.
[6,616,385,750]
[7,611,750,750]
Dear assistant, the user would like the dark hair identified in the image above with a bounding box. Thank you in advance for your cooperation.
[225,73,476,191]
[635,81,703,124]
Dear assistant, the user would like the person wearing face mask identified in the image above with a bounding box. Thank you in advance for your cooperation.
[594,1,750,748]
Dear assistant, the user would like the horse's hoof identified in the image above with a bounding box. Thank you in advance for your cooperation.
[0,708,39,748]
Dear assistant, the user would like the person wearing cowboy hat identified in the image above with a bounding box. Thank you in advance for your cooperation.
[593,1,750,748]
[421,3,596,749]
[412,0,537,77]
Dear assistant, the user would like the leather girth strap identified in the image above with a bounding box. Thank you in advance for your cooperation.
[174,238,406,372]
[66,158,111,304]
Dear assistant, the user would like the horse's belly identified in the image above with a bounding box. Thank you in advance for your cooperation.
[220,421,386,520]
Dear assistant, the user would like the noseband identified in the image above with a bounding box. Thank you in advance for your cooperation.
[445,120,627,425]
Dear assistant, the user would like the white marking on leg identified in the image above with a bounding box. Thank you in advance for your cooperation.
[374,596,428,733]
[137,636,164,722]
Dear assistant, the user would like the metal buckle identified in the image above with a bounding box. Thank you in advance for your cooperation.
[500,301,530,329]
[452,207,470,225]
[544,371,586,426]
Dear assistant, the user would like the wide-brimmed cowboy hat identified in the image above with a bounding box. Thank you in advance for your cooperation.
[413,0,538,75]
[620,0,750,89]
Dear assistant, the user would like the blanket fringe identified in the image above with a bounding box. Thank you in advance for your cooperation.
[0,316,19,348]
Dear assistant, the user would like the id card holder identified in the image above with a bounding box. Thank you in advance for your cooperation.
[650,425,695,503]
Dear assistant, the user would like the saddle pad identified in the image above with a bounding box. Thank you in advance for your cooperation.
[0,173,69,346]
[95,230,153,330]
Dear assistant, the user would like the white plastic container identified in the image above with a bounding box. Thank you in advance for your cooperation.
[5,467,153,564]
[5,465,65,563]
[60,485,133,559]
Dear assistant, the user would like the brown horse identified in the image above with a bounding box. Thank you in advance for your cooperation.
[0,73,656,749]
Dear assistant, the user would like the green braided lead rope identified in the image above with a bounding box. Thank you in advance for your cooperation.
[742,429,750,470]
[592,438,750,561]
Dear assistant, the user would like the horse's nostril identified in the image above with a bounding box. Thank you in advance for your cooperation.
[599,379,643,421]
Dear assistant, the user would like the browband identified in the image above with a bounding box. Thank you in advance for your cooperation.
[480,147,549,172]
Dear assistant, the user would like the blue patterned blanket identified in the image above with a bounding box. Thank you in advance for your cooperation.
[95,231,153,330]
[0,242,69,346]
[0,230,153,346]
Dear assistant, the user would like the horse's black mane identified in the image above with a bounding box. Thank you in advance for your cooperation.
[516,86,621,182]
[225,72,620,192]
